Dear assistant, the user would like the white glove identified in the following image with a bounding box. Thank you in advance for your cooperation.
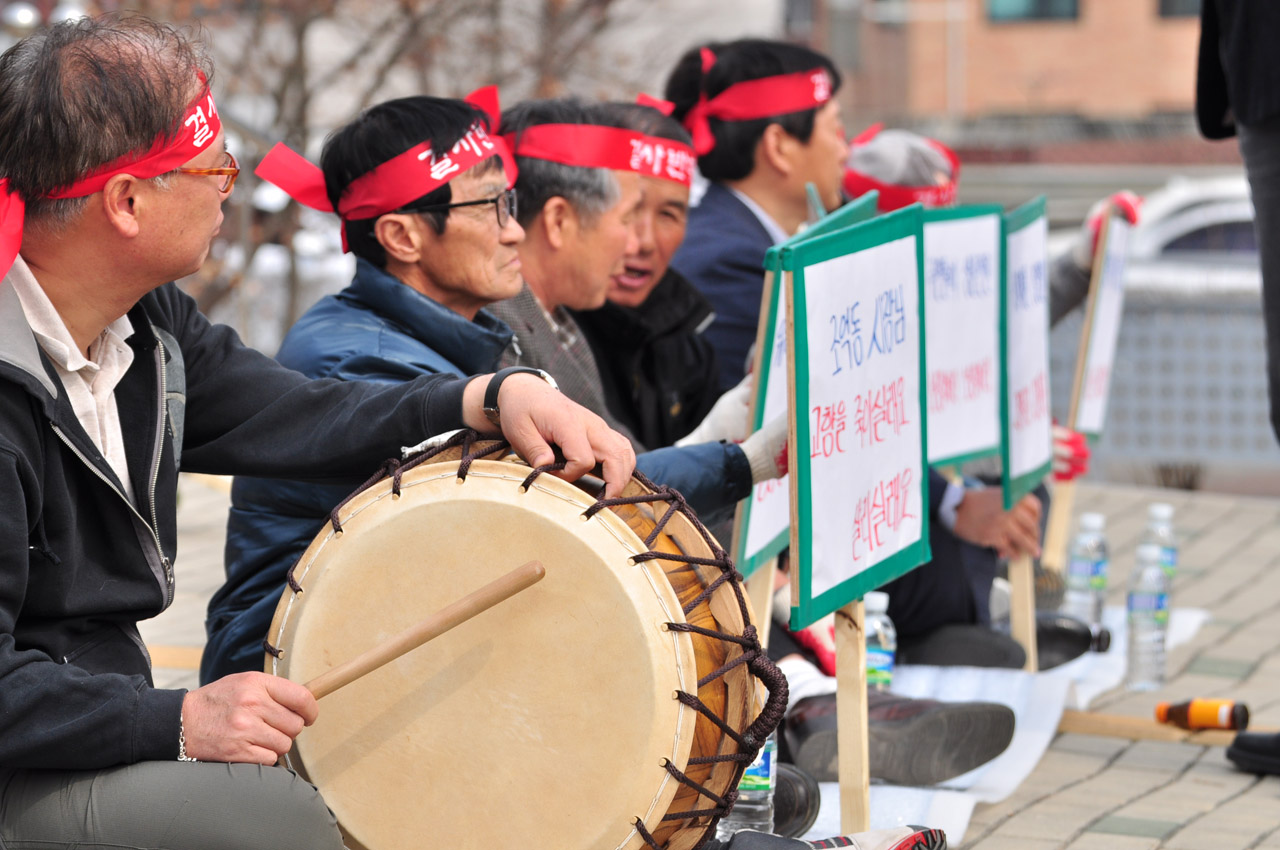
[675,372,754,447]
[739,413,789,484]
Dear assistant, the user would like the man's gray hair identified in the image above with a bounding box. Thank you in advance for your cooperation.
[499,97,620,229]
[0,14,212,228]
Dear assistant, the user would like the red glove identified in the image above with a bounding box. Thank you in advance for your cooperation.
[1052,422,1091,482]
[1076,190,1143,269]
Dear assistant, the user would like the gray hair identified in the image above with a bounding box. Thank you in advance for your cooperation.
[0,14,212,227]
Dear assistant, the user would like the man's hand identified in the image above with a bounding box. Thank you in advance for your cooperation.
[951,488,1042,560]
[181,672,318,764]
[462,374,637,498]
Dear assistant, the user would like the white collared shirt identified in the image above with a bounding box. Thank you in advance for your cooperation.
[8,256,137,504]
[729,187,792,246]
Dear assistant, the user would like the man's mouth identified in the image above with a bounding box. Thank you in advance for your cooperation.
[611,264,652,290]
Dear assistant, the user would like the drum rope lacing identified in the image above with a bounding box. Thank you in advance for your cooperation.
[267,429,789,850]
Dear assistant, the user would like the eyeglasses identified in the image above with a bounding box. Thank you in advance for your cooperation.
[405,188,518,228]
[177,151,239,194]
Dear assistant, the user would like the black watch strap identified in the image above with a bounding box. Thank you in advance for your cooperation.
[483,367,559,427]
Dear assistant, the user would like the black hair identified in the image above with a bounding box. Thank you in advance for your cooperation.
[663,38,841,182]
[498,97,619,229]
[0,13,213,226]
[594,101,693,146]
[320,95,501,268]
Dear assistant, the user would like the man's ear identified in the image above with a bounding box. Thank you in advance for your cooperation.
[100,174,142,238]
[757,123,797,179]
[374,213,427,265]
[539,196,577,251]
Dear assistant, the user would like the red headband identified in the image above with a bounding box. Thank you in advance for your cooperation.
[682,47,833,156]
[255,89,514,252]
[841,124,961,212]
[1,83,222,279]
[505,124,695,188]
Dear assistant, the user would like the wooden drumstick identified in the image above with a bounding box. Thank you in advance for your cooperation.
[305,560,546,700]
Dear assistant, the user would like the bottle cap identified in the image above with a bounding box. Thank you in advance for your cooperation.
[1148,503,1174,522]
[1080,512,1106,532]
[1154,702,1169,723]
[864,590,889,614]
[1136,543,1162,563]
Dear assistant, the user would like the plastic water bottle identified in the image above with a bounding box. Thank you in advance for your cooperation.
[1126,543,1170,691]
[1141,503,1178,582]
[1064,513,1108,628]
[864,590,896,692]
[716,732,777,838]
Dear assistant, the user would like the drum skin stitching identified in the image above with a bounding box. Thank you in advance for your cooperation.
[266,431,789,850]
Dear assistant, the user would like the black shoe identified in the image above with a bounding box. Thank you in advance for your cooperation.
[706,825,946,849]
[1226,731,1280,775]
[774,762,821,838]
[784,691,1015,786]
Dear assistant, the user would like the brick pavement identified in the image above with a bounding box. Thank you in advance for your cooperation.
[153,475,1280,847]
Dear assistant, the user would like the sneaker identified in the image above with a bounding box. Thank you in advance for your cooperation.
[706,825,946,850]
[784,691,1015,786]
[774,762,821,838]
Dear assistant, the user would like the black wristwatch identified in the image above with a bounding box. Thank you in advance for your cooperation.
[483,366,559,427]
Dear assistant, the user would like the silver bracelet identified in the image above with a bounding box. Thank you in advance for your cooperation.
[177,712,199,762]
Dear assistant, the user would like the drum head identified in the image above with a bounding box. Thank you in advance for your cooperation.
[268,460,698,850]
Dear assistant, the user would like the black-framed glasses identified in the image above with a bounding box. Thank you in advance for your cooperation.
[404,188,517,228]
[176,151,239,194]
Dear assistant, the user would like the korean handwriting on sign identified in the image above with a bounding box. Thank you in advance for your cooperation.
[829,302,862,376]
[851,378,910,448]
[1084,363,1110,401]
[1013,259,1047,312]
[1013,372,1049,430]
[964,254,992,296]
[185,92,218,149]
[928,255,991,302]
[869,285,907,358]
[810,401,847,458]
[927,257,957,302]
[851,468,915,562]
[929,357,993,414]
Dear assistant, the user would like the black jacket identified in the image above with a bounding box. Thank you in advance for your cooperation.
[0,275,466,770]
[572,269,721,449]
[1197,0,1280,139]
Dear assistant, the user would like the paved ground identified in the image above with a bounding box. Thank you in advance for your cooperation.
[148,475,1280,848]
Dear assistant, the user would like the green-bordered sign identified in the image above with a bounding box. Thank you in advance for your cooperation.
[734,192,881,577]
[1000,197,1053,509]
[787,204,931,630]
[923,206,1004,466]
[1073,215,1132,438]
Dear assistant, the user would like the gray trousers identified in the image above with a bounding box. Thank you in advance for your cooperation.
[0,761,344,850]
[1239,118,1280,444]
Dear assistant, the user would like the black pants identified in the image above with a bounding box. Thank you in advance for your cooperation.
[1239,118,1280,444]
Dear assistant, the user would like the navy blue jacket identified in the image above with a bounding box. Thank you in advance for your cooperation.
[671,183,774,395]
[206,260,749,683]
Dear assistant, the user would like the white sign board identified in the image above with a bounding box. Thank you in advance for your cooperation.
[1074,217,1132,436]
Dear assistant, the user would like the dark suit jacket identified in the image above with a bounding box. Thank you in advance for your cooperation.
[1197,0,1280,139]
[671,182,775,394]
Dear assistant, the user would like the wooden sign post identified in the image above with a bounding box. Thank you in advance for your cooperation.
[785,205,930,832]
[1000,198,1055,672]
[1042,215,1133,573]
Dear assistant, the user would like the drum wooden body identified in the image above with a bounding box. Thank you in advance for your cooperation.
[266,443,765,850]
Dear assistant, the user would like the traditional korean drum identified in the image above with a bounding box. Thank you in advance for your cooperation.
[265,433,785,850]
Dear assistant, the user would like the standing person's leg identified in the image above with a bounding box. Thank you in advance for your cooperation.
[0,761,343,850]
[1238,118,1280,444]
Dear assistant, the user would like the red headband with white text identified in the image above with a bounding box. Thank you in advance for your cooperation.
[1,82,222,279]
[841,123,961,212]
[254,89,514,251]
[682,47,833,156]
[505,123,696,188]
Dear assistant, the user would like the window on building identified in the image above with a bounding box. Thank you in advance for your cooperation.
[1158,0,1201,17]
[784,0,816,43]
[987,0,1079,21]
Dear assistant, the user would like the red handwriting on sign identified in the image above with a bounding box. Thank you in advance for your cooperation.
[932,357,995,414]
[1013,372,1049,430]
[850,377,910,449]
[754,476,785,503]
[810,401,848,458]
[1083,363,1109,401]
[851,468,916,562]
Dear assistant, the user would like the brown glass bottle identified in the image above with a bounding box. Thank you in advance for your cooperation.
[1155,699,1249,731]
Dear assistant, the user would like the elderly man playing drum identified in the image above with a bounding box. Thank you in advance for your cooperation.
[0,15,635,850]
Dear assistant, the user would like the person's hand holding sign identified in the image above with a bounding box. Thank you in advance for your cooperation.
[952,488,1042,560]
